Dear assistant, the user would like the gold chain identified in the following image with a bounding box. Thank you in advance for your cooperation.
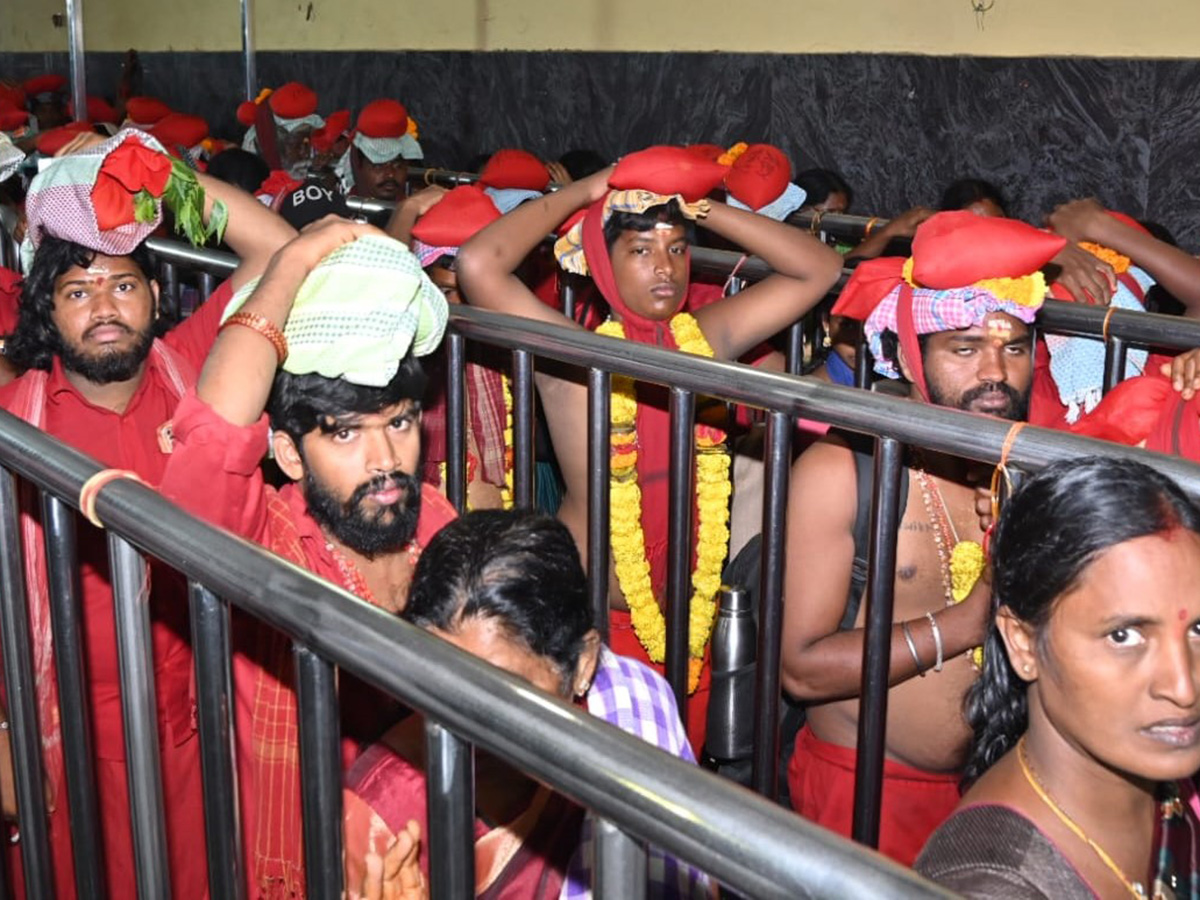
[1017,738,1148,899]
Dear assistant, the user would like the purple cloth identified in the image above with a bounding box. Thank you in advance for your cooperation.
[563,647,711,898]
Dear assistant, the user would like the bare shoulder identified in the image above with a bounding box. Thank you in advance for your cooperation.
[790,433,858,528]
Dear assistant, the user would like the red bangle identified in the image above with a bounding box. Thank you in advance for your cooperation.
[221,312,288,364]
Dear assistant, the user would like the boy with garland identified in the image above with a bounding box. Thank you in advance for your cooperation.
[456,147,842,752]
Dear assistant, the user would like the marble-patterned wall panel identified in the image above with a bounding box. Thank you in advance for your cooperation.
[7,50,1200,249]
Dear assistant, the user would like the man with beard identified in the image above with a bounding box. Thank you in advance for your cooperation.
[161,216,453,898]
[0,128,293,899]
[779,211,1068,865]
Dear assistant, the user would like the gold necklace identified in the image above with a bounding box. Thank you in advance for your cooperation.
[1017,737,1150,899]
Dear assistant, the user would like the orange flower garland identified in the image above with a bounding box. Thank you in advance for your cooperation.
[596,313,732,693]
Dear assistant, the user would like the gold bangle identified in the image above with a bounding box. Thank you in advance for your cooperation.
[864,216,881,238]
[221,312,288,364]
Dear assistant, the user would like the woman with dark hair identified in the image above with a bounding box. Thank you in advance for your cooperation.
[343,510,711,899]
[916,457,1200,898]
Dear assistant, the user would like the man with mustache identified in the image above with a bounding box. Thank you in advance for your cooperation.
[0,128,293,899]
[161,216,454,897]
[340,98,423,203]
[780,211,1066,865]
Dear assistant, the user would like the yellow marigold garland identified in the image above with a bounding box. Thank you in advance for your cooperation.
[949,541,986,668]
[717,142,749,167]
[901,257,1047,309]
[596,314,732,693]
[1078,241,1131,274]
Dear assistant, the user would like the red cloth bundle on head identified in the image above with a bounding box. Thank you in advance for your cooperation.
[411,185,500,251]
[236,100,259,128]
[311,108,350,152]
[910,210,1067,289]
[609,145,728,202]
[685,143,726,163]
[22,74,66,98]
[724,143,792,211]
[125,95,172,126]
[0,102,29,133]
[356,99,408,138]
[478,149,550,191]
[150,113,209,155]
[33,121,94,156]
[269,82,318,120]
[830,256,908,321]
[68,95,119,125]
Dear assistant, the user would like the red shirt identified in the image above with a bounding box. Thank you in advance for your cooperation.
[0,280,232,759]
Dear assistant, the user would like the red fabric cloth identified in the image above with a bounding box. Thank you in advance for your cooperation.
[344,735,582,897]
[608,609,711,757]
[1028,338,1070,429]
[0,278,232,900]
[162,395,457,898]
[421,357,508,487]
[787,725,961,867]
[0,267,21,335]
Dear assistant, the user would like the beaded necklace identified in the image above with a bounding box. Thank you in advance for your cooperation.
[327,539,422,612]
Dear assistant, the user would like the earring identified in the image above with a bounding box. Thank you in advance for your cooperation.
[576,681,591,696]
[821,333,832,349]
[1022,664,1032,674]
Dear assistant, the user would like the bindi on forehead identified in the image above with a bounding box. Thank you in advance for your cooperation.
[984,316,1014,343]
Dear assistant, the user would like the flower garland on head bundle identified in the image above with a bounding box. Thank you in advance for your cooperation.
[596,313,732,693]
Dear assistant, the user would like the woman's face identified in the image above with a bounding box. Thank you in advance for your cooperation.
[1023,530,1200,783]
[430,617,569,698]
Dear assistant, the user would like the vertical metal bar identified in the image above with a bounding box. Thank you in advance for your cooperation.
[189,582,244,900]
[560,278,577,322]
[0,474,53,898]
[511,350,535,510]
[109,534,171,898]
[851,437,905,847]
[854,332,872,389]
[785,322,804,376]
[240,0,257,101]
[198,272,217,307]
[587,369,611,641]
[1102,335,1128,395]
[424,721,475,900]
[665,388,696,715]
[592,819,647,900]
[159,261,180,321]
[293,645,342,900]
[446,330,467,514]
[751,411,791,797]
[42,493,106,899]
[64,0,87,123]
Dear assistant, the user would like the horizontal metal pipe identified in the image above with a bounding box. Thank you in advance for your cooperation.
[443,309,1200,496]
[143,236,1200,354]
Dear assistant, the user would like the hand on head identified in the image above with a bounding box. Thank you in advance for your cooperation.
[1045,197,1107,244]
[278,215,387,273]
[544,161,572,187]
[407,185,447,218]
[1047,242,1116,305]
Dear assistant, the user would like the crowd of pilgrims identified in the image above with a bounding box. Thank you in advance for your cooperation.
[1,61,1200,899]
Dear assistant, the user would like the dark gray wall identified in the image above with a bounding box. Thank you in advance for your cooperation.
[11,50,1200,249]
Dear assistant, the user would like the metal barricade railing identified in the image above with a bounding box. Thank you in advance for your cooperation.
[0,403,952,899]
[138,236,1200,852]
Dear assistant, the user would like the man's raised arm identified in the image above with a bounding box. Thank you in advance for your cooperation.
[195,170,297,291]
[455,167,613,327]
[691,202,843,361]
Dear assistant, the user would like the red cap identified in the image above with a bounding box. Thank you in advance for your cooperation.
[311,108,351,152]
[724,143,792,210]
[356,99,408,139]
[236,100,259,128]
[0,101,29,132]
[125,96,172,125]
[269,82,318,120]
[609,145,729,203]
[479,149,550,191]
[150,113,209,150]
[411,185,501,248]
[910,211,1067,289]
[0,85,26,109]
[831,257,907,321]
[34,121,94,156]
[685,143,726,163]
[22,74,66,97]
[68,95,119,125]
